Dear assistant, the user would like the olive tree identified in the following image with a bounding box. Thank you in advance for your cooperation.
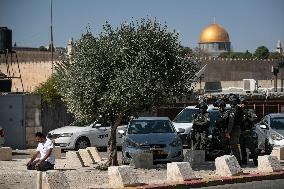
[56,18,198,166]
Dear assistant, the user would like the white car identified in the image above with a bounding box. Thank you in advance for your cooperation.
[48,122,127,150]
[255,113,284,151]
[0,126,4,147]
[172,104,228,144]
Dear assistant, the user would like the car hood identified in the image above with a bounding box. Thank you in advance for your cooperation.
[274,129,284,137]
[49,126,89,134]
[126,133,178,145]
[172,122,192,132]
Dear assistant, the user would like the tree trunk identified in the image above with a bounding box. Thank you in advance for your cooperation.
[107,113,123,166]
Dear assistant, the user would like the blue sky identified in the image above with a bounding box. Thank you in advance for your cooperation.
[1,0,284,52]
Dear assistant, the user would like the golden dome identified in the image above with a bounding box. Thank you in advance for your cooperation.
[199,23,230,43]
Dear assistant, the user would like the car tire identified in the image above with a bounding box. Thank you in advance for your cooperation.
[75,137,90,150]
[264,139,272,155]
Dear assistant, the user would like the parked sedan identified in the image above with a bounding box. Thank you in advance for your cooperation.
[0,126,4,147]
[255,113,284,152]
[48,122,127,150]
[121,117,183,164]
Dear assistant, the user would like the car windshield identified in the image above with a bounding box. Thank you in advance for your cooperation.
[69,120,87,127]
[270,117,284,130]
[128,120,175,134]
[173,108,199,123]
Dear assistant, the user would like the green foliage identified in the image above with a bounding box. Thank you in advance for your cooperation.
[34,74,61,104]
[269,52,284,59]
[219,50,252,59]
[180,46,192,57]
[39,46,48,51]
[56,18,198,124]
[254,46,269,59]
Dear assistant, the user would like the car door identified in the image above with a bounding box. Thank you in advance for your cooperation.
[88,122,111,147]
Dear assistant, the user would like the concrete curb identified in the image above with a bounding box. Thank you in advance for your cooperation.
[138,171,284,188]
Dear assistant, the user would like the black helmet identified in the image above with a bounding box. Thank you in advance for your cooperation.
[196,102,208,110]
[214,99,226,107]
[239,96,248,104]
[229,94,240,104]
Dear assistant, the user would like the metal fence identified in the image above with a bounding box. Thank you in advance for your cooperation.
[157,103,284,121]
[249,104,284,121]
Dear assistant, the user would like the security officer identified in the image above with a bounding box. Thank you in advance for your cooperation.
[214,99,230,155]
[226,94,242,165]
[239,97,258,166]
[191,102,210,150]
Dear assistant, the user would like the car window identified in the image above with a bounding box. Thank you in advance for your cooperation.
[173,108,199,123]
[270,117,284,130]
[128,120,175,134]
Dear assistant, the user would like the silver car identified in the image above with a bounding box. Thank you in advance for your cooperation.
[121,117,183,164]
[255,113,284,152]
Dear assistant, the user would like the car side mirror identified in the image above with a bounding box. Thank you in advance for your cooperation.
[259,124,268,129]
[177,128,185,134]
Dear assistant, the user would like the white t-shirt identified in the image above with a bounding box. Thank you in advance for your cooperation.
[36,138,55,164]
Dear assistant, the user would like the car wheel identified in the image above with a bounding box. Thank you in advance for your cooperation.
[75,137,90,150]
[264,139,272,155]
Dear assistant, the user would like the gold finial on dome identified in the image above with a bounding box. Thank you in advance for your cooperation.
[199,23,230,43]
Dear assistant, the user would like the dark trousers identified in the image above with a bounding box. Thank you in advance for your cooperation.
[27,160,54,171]
[240,130,258,165]
[229,127,241,165]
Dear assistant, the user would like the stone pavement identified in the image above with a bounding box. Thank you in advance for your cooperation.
[1,149,284,188]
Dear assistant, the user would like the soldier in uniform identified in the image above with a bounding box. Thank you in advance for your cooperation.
[239,97,258,166]
[191,102,210,150]
[214,99,230,155]
[226,94,242,165]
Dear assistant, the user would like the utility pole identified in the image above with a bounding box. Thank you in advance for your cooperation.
[50,0,54,73]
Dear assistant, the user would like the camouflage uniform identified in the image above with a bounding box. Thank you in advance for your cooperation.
[227,95,242,164]
[192,102,210,150]
[240,100,258,166]
[215,100,230,155]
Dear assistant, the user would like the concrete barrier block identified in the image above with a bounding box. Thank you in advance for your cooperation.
[215,155,242,176]
[108,165,139,188]
[78,149,95,167]
[271,147,284,160]
[129,151,153,169]
[167,162,196,182]
[65,151,84,169]
[0,147,12,161]
[86,147,102,163]
[184,150,205,168]
[258,155,282,172]
[53,146,61,159]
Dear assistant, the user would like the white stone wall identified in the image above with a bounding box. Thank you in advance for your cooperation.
[0,61,53,92]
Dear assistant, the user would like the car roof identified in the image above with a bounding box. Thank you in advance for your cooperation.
[267,113,284,118]
[184,104,230,111]
[132,117,170,121]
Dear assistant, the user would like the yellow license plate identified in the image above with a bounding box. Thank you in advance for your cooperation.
[152,150,165,155]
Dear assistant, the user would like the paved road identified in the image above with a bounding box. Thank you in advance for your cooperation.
[201,179,284,189]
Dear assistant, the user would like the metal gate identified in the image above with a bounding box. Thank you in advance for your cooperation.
[0,94,25,149]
